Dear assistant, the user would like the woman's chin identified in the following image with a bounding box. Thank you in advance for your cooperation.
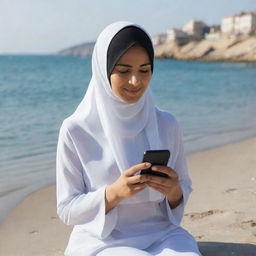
[120,89,144,103]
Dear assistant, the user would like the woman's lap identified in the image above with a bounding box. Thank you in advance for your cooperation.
[97,246,200,256]
[148,231,201,256]
[97,229,201,256]
[97,246,152,256]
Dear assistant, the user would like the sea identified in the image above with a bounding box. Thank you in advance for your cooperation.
[0,55,256,223]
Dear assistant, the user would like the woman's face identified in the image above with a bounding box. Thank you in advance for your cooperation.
[110,45,152,104]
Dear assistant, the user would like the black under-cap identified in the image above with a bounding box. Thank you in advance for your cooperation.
[107,26,154,80]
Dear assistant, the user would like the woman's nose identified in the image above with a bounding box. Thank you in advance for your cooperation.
[128,74,141,86]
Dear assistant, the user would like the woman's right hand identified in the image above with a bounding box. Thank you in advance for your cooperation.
[105,162,151,213]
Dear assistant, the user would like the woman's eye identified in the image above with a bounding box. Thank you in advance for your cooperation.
[118,70,129,74]
[140,70,149,73]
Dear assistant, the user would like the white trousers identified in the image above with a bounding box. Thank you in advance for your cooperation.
[97,247,200,256]
[97,233,202,256]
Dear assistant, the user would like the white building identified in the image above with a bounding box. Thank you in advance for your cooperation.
[182,20,207,40]
[234,12,256,35]
[152,33,167,45]
[205,26,221,40]
[221,16,235,35]
[221,12,256,37]
[166,28,191,41]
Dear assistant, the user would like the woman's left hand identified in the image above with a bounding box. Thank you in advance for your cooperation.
[145,166,183,209]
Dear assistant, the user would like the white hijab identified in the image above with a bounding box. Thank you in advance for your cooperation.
[72,21,165,203]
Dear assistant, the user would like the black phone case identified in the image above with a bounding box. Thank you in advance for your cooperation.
[140,150,170,178]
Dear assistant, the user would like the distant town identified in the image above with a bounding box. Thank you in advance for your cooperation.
[58,11,256,62]
[153,11,256,45]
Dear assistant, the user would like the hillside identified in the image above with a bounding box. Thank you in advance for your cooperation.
[58,42,95,57]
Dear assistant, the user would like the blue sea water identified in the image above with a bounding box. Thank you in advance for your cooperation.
[0,55,256,223]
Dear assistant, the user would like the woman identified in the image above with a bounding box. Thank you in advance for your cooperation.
[56,21,202,256]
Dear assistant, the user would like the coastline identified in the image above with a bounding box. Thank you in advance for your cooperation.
[57,36,256,63]
[154,36,256,63]
[0,137,255,255]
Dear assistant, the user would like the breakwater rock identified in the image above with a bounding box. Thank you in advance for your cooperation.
[154,36,256,62]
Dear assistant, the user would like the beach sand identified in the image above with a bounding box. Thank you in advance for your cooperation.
[0,137,255,255]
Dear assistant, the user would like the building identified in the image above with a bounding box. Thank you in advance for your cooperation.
[166,28,191,41]
[221,15,235,35]
[182,20,208,40]
[234,12,256,35]
[205,26,221,40]
[221,12,256,37]
[152,33,167,45]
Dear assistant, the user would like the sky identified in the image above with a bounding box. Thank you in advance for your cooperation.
[0,0,255,54]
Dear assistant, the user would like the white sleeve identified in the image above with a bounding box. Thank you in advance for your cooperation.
[162,121,192,225]
[56,121,117,239]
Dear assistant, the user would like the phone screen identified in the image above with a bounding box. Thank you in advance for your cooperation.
[140,150,170,178]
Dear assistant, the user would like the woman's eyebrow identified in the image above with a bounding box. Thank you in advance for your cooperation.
[115,63,151,67]
[115,64,132,67]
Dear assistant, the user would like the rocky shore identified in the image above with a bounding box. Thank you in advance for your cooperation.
[57,36,256,63]
[58,41,95,57]
[154,36,256,62]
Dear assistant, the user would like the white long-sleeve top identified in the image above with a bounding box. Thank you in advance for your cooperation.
[56,109,192,255]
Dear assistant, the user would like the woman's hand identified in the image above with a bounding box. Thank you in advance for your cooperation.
[145,166,183,209]
[105,162,151,213]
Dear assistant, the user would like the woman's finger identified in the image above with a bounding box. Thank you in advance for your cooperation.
[147,183,165,194]
[151,166,178,179]
[125,162,151,177]
[146,180,171,190]
[131,183,147,192]
[126,174,147,185]
[146,174,173,186]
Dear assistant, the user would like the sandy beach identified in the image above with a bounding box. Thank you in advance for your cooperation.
[0,137,255,256]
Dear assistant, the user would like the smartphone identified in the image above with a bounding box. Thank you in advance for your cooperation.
[140,150,170,178]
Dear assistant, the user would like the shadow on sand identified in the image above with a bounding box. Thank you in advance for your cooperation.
[198,242,256,256]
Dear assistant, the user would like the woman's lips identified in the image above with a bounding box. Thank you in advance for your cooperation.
[123,88,141,95]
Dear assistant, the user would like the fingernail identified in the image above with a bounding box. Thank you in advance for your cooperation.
[152,166,157,171]
[145,162,151,167]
